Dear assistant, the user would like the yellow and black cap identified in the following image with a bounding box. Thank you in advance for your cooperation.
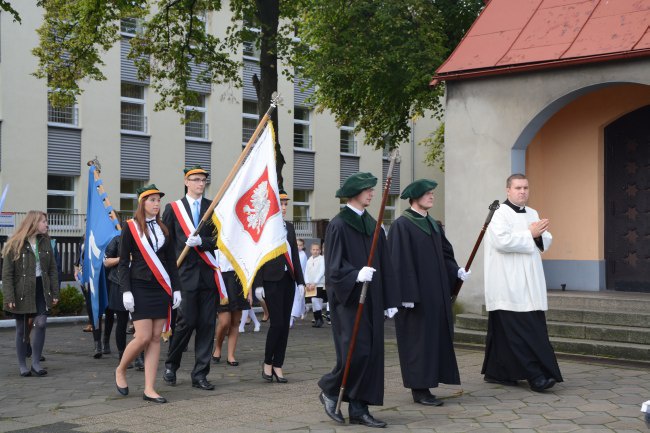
[136,184,165,201]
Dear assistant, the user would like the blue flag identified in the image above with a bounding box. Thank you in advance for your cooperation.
[82,165,120,327]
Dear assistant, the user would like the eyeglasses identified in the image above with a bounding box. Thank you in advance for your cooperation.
[187,178,208,184]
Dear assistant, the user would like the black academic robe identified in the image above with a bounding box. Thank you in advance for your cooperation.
[318,207,400,406]
[387,210,461,389]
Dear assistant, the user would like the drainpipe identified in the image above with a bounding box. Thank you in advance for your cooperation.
[410,118,415,182]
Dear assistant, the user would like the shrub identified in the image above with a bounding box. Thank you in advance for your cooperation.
[52,285,84,316]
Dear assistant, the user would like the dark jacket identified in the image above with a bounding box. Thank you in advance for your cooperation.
[118,220,182,294]
[104,235,121,285]
[162,197,219,292]
[253,221,305,287]
[2,235,60,314]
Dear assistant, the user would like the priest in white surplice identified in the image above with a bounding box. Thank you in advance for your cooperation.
[481,174,563,393]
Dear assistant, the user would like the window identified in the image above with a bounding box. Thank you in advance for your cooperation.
[185,93,208,139]
[384,194,398,226]
[293,107,311,149]
[120,179,145,220]
[47,175,75,214]
[242,100,258,145]
[120,18,143,36]
[340,120,356,154]
[47,94,78,126]
[293,190,311,221]
[121,83,147,133]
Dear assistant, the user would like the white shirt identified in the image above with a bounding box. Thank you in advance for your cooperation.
[145,217,166,252]
[216,250,234,272]
[346,203,364,216]
[483,204,552,312]
[305,255,325,286]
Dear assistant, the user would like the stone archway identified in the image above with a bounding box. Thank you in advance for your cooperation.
[604,105,650,292]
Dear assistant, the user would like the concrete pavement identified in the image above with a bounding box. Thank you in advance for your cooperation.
[1,317,649,432]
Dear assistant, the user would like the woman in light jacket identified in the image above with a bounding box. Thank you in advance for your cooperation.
[2,211,59,377]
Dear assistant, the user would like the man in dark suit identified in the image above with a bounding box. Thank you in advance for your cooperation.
[162,166,219,390]
[255,190,305,383]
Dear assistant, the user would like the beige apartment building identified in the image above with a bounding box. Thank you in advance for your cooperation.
[0,3,443,242]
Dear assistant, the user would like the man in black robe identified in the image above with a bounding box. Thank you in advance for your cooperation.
[318,172,401,428]
[387,179,469,406]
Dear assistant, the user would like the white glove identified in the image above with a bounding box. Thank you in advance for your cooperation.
[123,292,135,312]
[457,267,471,281]
[402,302,414,308]
[356,266,376,283]
[172,291,182,309]
[385,307,398,319]
[297,284,305,296]
[185,234,202,247]
[255,286,265,300]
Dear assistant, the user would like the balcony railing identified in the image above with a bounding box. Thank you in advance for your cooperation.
[48,105,79,126]
[293,133,312,149]
[121,112,148,133]
[0,212,86,237]
[186,121,209,139]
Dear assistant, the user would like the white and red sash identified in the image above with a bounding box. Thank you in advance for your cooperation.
[126,219,173,333]
[170,200,228,304]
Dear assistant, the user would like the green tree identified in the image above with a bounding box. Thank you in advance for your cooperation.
[292,0,448,149]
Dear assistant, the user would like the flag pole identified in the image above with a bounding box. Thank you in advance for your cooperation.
[87,158,122,231]
[334,149,399,415]
[176,92,282,267]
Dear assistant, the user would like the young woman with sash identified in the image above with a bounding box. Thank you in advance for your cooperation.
[114,185,182,403]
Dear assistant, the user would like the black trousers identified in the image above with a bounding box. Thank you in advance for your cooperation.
[165,287,217,381]
[263,272,295,368]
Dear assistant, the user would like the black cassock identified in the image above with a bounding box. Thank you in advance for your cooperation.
[318,207,400,406]
[387,209,461,389]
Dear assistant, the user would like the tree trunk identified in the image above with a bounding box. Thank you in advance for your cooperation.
[255,0,285,190]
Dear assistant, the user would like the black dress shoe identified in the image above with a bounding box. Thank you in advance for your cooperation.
[529,376,556,392]
[31,367,48,376]
[143,394,167,403]
[163,369,176,385]
[414,395,444,406]
[20,370,32,377]
[319,392,344,424]
[115,372,129,396]
[349,413,387,428]
[134,352,145,371]
[192,378,215,390]
[212,356,221,363]
[226,360,239,366]
[484,375,518,386]
[262,369,273,382]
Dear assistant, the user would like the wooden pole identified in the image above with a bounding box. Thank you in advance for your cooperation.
[334,149,399,415]
[175,93,281,267]
[450,200,500,303]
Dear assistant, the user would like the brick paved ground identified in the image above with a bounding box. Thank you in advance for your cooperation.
[1,317,648,432]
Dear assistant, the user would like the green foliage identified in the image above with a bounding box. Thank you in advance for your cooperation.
[435,0,485,56]
[420,122,445,172]
[0,0,20,23]
[292,0,447,149]
[51,285,85,316]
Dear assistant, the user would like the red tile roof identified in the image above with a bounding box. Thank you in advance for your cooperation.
[433,0,650,83]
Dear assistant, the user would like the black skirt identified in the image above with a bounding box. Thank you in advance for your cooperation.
[130,278,171,321]
[217,271,250,313]
[307,286,328,302]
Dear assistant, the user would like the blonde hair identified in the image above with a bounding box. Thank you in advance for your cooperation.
[2,211,48,261]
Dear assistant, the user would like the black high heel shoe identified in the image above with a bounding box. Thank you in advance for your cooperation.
[262,367,273,382]
[272,369,288,384]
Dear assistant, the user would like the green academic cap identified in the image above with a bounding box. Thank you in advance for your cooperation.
[335,172,378,198]
[400,179,438,200]
[136,184,165,201]
[184,165,210,178]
